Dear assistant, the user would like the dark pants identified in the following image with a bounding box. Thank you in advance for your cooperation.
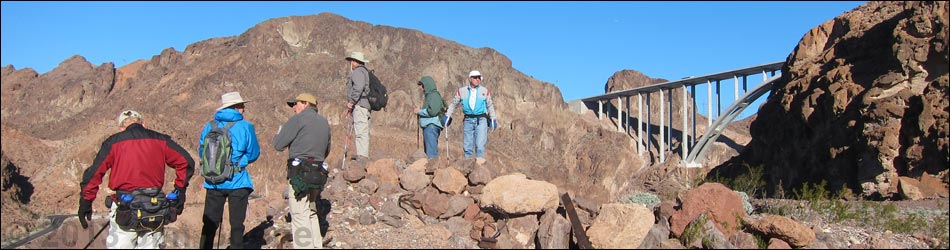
[200,188,251,249]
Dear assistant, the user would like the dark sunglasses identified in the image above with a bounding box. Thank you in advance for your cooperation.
[470,76,481,79]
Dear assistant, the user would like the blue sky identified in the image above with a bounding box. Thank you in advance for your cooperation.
[2,1,864,117]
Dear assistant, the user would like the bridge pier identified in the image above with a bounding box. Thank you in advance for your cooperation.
[617,96,623,132]
[682,85,688,159]
[625,96,630,134]
[637,92,643,156]
[707,80,712,129]
[646,93,651,159]
[598,100,603,120]
[734,75,740,102]
[659,88,665,163]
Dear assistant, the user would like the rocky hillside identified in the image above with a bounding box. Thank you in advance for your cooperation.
[2,12,662,243]
[741,1,949,199]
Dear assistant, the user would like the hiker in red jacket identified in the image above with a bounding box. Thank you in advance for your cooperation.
[78,110,195,249]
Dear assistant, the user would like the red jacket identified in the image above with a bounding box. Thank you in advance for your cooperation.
[80,123,194,201]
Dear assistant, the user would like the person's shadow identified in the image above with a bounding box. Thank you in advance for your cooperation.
[242,215,274,249]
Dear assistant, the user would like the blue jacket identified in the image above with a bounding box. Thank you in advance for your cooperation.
[198,108,260,190]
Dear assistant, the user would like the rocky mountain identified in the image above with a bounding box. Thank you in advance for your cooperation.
[1,12,658,243]
[737,1,949,199]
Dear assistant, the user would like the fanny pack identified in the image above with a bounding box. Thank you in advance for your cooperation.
[109,188,178,232]
[287,157,329,201]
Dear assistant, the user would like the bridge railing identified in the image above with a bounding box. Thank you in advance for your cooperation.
[579,61,784,166]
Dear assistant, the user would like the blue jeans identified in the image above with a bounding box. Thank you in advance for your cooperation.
[462,117,489,158]
[423,124,442,158]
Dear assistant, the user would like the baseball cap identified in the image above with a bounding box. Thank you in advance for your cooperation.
[116,110,143,126]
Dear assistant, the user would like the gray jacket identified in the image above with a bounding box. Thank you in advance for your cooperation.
[348,66,371,109]
[272,108,331,161]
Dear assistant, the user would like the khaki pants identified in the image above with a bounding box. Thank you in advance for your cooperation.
[288,186,322,249]
[353,105,371,158]
[106,205,163,249]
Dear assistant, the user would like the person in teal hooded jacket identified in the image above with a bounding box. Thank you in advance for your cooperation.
[415,76,445,158]
[197,91,260,249]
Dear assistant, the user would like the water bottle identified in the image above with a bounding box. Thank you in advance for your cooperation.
[120,194,133,203]
[166,191,178,201]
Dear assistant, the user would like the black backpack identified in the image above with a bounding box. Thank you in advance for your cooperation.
[364,67,389,111]
[200,121,238,184]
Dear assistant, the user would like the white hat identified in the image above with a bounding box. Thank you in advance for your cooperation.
[469,70,481,77]
[345,51,370,63]
[217,91,250,111]
[116,110,143,126]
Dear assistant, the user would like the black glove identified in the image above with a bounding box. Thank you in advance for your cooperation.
[78,198,93,229]
[173,187,186,215]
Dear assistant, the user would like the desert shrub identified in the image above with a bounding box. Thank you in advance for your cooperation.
[704,163,766,198]
[625,192,661,208]
[680,214,709,247]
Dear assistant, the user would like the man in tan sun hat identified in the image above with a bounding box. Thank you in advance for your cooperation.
[345,51,372,162]
[273,92,331,249]
[198,91,260,249]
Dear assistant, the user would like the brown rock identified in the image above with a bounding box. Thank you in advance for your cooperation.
[507,214,540,248]
[399,168,430,192]
[745,1,949,199]
[768,238,792,249]
[480,173,559,214]
[587,203,655,249]
[731,231,759,249]
[748,214,816,248]
[670,183,745,239]
[538,209,571,249]
[899,176,924,200]
[366,158,399,185]
[432,168,467,195]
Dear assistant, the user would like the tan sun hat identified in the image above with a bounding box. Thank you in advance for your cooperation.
[345,51,370,63]
[216,91,250,111]
[116,109,143,126]
[286,93,317,107]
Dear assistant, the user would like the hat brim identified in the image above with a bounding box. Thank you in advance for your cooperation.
[216,101,249,111]
[345,57,368,63]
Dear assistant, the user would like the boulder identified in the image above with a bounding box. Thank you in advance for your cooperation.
[670,182,745,239]
[480,173,559,214]
[748,214,816,248]
[587,203,654,249]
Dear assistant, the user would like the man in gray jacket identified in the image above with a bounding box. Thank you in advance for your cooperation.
[345,51,372,161]
[273,93,331,249]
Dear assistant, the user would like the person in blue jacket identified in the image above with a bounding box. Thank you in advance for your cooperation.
[198,91,261,249]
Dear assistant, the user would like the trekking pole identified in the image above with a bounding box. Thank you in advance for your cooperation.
[82,222,109,249]
[444,120,449,160]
